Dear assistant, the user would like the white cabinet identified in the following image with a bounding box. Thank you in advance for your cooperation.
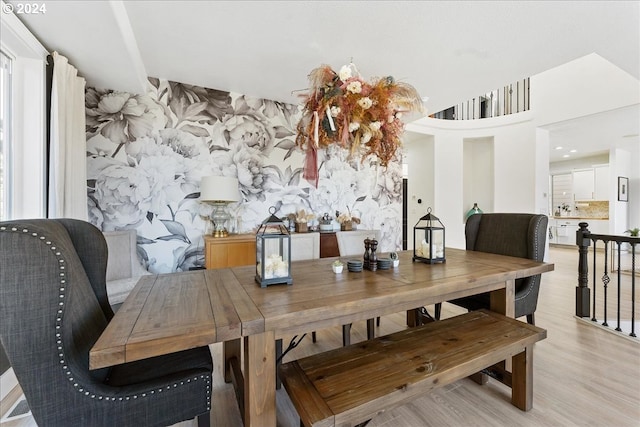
[550,218,609,246]
[572,169,595,201]
[572,166,610,201]
[553,219,581,246]
[594,166,609,200]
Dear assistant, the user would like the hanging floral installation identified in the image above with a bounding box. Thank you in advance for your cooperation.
[295,62,424,186]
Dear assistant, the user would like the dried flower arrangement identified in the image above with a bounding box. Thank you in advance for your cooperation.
[336,210,361,226]
[295,63,424,186]
[293,209,315,224]
[288,209,316,233]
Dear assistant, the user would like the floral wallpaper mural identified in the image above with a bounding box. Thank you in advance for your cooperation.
[86,78,402,274]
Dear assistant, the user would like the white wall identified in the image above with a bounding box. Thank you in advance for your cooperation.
[535,128,551,217]
[463,137,494,216]
[628,143,640,229]
[407,110,542,249]
[532,53,640,126]
[403,134,434,250]
[610,148,632,234]
[549,154,610,174]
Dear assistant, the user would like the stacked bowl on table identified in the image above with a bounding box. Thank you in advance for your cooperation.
[347,260,363,272]
[377,258,392,270]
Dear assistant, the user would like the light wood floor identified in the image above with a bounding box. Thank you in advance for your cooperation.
[2,246,639,427]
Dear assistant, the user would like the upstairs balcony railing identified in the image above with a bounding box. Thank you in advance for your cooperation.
[431,78,530,120]
[576,223,639,338]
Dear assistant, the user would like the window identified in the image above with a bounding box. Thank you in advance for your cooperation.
[1,7,48,220]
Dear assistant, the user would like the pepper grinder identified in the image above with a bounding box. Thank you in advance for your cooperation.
[369,239,378,271]
[363,238,371,269]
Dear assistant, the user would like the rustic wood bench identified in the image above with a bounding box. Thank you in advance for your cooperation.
[278,309,547,427]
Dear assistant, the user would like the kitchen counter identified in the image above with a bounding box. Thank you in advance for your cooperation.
[552,216,609,220]
[550,217,609,245]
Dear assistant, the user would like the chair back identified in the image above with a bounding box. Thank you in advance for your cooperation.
[466,213,547,261]
[336,230,381,257]
[0,219,110,424]
[465,213,548,317]
[290,232,320,261]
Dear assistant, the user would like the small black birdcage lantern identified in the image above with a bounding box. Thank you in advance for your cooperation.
[413,207,446,264]
[256,206,293,288]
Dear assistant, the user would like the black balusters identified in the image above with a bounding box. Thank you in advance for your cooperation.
[616,241,622,331]
[577,222,639,339]
[631,243,636,338]
[576,223,590,317]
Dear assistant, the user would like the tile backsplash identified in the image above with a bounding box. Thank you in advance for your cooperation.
[572,200,609,218]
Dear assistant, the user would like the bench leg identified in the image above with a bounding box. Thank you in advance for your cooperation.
[511,345,533,411]
[275,339,283,390]
[366,318,375,340]
[468,371,489,385]
[342,324,352,346]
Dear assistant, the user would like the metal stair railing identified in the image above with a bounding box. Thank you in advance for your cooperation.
[576,222,638,338]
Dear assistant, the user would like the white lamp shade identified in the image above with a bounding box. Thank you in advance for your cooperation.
[200,176,240,202]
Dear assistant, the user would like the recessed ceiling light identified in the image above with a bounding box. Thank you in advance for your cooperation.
[555,146,563,150]
[570,149,577,153]
[563,154,570,158]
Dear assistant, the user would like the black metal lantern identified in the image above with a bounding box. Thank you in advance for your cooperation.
[413,207,446,264]
[256,206,293,288]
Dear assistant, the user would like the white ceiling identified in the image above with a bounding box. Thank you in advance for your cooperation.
[544,103,639,163]
[6,0,640,161]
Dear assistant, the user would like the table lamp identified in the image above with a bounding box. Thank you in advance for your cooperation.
[200,176,240,237]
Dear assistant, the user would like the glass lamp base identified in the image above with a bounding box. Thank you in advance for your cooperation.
[210,201,231,237]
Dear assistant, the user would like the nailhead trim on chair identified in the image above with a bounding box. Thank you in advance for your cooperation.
[0,226,212,408]
[515,215,546,302]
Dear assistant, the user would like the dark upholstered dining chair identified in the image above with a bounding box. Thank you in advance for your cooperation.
[0,219,213,427]
[432,213,548,325]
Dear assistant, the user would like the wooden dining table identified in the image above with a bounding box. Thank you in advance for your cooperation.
[90,248,554,427]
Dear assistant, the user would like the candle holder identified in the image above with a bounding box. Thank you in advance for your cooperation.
[413,207,446,264]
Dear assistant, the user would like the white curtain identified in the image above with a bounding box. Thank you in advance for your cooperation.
[48,51,87,219]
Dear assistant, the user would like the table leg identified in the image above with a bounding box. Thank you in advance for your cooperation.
[489,279,515,318]
[244,331,276,427]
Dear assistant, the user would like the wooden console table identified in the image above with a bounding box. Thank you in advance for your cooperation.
[205,234,255,269]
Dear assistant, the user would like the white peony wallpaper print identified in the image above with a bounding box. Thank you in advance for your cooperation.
[86,78,402,273]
